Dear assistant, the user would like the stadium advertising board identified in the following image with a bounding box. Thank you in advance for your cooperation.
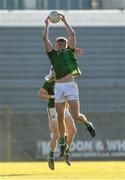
[35,139,125,160]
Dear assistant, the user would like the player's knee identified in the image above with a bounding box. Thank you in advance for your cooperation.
[72,113,79,121]
[72,127,77,135]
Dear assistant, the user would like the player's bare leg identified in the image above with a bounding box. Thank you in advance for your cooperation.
[48,116,59,170]
[64,116,77,165]
[68,99,96,137]
[55,102,67,158]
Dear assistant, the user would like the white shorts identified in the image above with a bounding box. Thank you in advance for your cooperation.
[54,81,79,103]
[48,107,75,138]
[47,107,71,122]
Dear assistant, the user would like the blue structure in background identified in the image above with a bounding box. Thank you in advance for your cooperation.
[0,0,120,10]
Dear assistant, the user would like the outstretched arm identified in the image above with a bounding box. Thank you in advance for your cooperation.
[59,13,76,49]
[43,17,53,52]
[38,88,54,99]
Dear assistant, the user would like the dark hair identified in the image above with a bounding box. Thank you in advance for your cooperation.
[56,37,68,43]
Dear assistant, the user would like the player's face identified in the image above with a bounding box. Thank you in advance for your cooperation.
[56,41,67,51]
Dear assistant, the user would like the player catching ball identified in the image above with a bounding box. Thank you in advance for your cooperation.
[42,12,96,159]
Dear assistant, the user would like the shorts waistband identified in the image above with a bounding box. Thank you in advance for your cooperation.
[55,80,75,85]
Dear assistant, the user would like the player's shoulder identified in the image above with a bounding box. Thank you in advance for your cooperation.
[46,78,55,85]
[47,48,57,56]
[47,48,57,53]
[67,47,75,52]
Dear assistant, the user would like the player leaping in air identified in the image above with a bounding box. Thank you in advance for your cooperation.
[42,13,96,159]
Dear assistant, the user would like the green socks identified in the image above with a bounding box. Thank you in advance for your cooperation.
[59,137,66,145]
[65,145,70,154]
[83,121,90,128]
[49,151,54,159]
[58,136,70,155]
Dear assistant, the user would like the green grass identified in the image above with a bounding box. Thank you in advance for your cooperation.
[0,161,125,179]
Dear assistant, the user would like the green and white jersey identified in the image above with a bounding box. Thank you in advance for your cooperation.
[47,48,79,80]
[42,80,55,108]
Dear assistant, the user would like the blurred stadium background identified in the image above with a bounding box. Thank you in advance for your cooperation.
[0,0,125,162]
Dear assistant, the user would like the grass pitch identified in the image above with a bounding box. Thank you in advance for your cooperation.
[0,161,125,180]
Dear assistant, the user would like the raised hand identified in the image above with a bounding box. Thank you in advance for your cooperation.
[59,13,66,22]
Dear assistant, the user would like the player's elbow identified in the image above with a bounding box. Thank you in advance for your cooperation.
[69,32,76,40]
[37,89,44,99]
[37,92,42,98]
[39,92,45,99]
[71,31,76,37]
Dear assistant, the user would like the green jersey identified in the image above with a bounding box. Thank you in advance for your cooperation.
[47,48,79,79]
[42,80,55,108]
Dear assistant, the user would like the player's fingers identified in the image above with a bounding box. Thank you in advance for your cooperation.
[58,13,64,16]
[59,13,65,19]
